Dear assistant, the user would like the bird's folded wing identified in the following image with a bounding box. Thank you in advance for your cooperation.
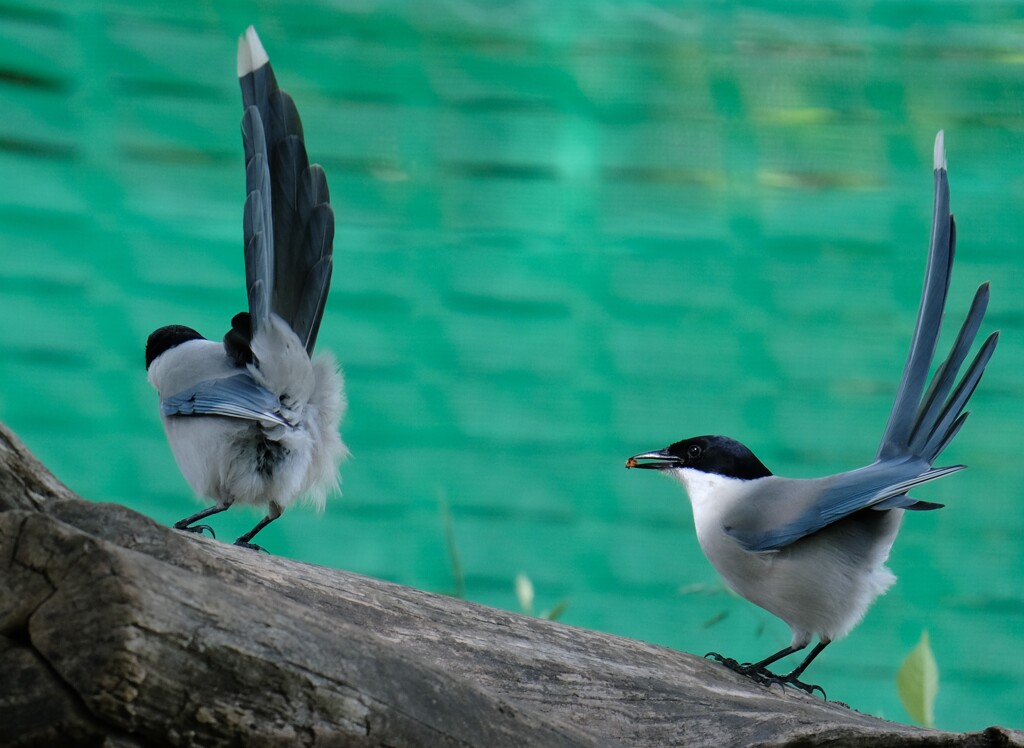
[160,372,289,426]
[725,459,964,552]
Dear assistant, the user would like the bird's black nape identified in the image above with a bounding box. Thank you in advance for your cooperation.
[146,325,205,370]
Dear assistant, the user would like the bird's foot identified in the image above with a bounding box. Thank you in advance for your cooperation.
[174,522,216,538]
[704,652,771,678]
[233,539,268,553]
[757,672,827,699]
[774,674,827,699]
[705,652,826,699]
[704,651,740,668]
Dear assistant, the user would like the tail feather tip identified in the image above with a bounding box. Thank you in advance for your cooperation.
[934,130,947,172]
[237,25,270,78]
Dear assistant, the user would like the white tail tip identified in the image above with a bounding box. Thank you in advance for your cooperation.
[933,130,947,171]
[237,25,270,78]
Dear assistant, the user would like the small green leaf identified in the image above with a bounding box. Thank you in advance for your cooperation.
[438,494,464,599]
[515,572,534,616]
[541,599,570,621]
[897,630,939,727]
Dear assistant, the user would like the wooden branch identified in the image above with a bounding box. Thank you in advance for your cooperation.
[1,421,1020,747]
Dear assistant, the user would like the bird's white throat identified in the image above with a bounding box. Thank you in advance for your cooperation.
[669,467,748,507]
[665,467,757,539]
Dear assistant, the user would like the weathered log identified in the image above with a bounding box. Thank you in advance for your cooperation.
[0,421,1020,747]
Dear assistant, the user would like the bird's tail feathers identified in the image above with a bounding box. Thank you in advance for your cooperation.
[869,463,964,510]
[876,132,998,467]
[237,26,335,357]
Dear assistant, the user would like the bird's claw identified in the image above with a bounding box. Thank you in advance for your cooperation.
[757,672,827,700]
[778,677,827,699]
[175,523,216,538]
[753,671,827,699]
[233,539,268,553]
[704,652,769,678]
[704,651,739,668]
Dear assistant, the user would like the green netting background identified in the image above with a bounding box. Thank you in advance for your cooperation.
[1,0,1023,731]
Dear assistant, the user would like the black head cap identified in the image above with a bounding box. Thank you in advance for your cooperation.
[146,325,204,370]
[627,435,772,480]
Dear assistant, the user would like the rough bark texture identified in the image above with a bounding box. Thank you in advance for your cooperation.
[0,421,1020,748]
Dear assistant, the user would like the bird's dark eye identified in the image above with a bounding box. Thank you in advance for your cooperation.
[687,444,703,459]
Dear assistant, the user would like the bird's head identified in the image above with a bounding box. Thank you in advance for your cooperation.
[626,435,772,480]
[146,325,205,370]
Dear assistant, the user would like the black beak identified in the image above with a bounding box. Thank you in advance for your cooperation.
[625,449,680,470]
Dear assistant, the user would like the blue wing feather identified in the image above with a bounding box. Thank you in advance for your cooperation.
[161,373,288,426]
[727,460,964,552]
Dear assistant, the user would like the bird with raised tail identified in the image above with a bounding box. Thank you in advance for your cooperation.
[145,27,348,551]
[626,131,998,696]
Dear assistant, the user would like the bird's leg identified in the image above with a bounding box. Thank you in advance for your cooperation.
[174,500,233,538]
[743,644,807,677]
[233,501,283,552]
[771,639,830,698]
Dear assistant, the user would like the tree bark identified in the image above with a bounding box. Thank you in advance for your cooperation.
[0,421,1020,747]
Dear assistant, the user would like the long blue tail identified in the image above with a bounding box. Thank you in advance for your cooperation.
[876,131,999,469]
